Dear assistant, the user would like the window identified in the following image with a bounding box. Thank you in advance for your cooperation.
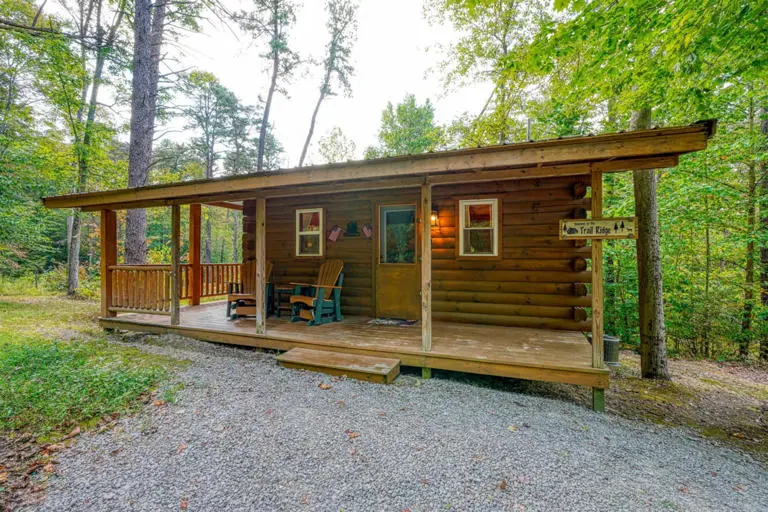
[296,208,323,257]
[458,198,499,257]
[380,205,416,263]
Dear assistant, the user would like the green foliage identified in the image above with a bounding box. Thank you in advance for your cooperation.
[435,0,768,360]
[317,126,356,163]
[365,94,444,158]
[0,298,177,437]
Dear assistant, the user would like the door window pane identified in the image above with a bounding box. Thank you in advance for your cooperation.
[380,206,416,263]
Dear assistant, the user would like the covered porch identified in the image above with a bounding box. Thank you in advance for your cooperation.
[101,301,608,388]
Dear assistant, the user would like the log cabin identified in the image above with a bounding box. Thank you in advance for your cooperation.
[42,121,716,410]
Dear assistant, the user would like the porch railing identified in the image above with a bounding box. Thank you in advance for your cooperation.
[108,263,243,314]
[109,265,173,315]
[200,263,241,298]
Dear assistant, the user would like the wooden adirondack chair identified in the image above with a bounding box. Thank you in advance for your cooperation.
[227,260,274,320]
[289,259,344,326]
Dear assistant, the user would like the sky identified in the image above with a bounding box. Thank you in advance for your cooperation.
[176,0,491,168]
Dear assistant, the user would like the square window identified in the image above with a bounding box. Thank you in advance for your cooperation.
[296,208,324,257]
[458,199,499,257]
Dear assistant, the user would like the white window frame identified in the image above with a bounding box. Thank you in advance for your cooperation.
[295,208,324,257]
[458,198,499,257]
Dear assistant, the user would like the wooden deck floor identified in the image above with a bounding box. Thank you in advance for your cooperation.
[101,301,608,388]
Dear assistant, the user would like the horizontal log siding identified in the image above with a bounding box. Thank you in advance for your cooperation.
[243,189,420,317]
[242,176,591,330]
[431,175,592,331]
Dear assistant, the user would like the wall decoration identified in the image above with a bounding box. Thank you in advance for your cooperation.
[327,225,343,242]
[559,217,638,240]
[345,220,359,237]
[362,223,373,239]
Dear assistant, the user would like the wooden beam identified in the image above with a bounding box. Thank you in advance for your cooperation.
[205,201,243,210]
[591,172,604,371]
[171,205,181,326]
[189,204,202,306]
[43,124,710,211]
[421,183,432,354]
[254,197,266,334]
[100,210,117,318]
[74,157,677,213]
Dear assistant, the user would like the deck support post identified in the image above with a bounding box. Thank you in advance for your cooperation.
[100,209,117,319]
[189,204,202,305]
[254,197,266,334]
[591,171,605,412]
[420,183,433,378]
[171,205,181,326]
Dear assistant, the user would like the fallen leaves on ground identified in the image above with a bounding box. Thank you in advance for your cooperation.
[153,399,167,407]
[507,425,519,432]
[318,383,332,390]
[344,430,360,440]
[497,479,507,490]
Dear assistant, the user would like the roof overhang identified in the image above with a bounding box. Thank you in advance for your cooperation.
[43,121,715,211]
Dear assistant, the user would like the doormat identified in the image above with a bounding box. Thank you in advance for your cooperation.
[367,318,418,327]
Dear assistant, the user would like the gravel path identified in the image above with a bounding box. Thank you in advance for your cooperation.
[36,334,767,512]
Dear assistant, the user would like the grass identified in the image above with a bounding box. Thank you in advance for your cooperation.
[0,297,181,439]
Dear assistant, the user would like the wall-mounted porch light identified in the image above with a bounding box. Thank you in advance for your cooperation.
[430,205,439,227]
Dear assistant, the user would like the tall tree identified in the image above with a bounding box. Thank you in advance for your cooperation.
[364,94,443,158]
[428,0,551,146]
[237,0,299,171]
[37,0,128,294]
[297,0,357,166]
[760,104,768,360]
[181,70,238,262]
[125,0,166,264]
[630,108,670,378]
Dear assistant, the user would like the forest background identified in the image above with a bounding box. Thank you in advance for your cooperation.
[1,0,767,362]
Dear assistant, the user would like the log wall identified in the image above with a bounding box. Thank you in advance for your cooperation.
[242,174,591,330]
[244,188,419,317]
[430,175,591,331]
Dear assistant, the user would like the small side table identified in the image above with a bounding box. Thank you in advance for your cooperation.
[275,286,294,318]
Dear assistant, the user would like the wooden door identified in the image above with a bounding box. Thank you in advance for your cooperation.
[375,204,420,319]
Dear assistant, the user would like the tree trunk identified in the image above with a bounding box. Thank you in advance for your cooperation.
[257,43,280,171]
[741,102,757,357]
[204,211,212,264]
[759,105,768,361]
[299,68,330,166]
[67,3,115,295]
[231,211,239,262]
[125,0,165,263]
[630,108,670,379]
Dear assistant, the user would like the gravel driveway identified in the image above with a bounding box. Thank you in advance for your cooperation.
[36,335,767,512]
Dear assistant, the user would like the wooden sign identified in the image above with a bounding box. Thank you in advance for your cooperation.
[559,217,637,240]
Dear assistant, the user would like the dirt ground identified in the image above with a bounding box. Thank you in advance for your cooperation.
[2,296,767,510]
[442,351,768,464]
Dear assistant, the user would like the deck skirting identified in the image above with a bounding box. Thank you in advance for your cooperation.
[100,315,609,389]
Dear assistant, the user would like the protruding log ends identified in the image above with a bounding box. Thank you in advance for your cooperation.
[572,307,588,322]
[571,207,588,219]
[572,182,588,199]
[572,283,588,296]
[571,257,587,272]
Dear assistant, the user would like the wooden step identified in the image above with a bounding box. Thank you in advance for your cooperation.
[278,348,400,384]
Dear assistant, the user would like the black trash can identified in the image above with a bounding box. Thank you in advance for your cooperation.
[588,334,621,367]
[603,335,620,366]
